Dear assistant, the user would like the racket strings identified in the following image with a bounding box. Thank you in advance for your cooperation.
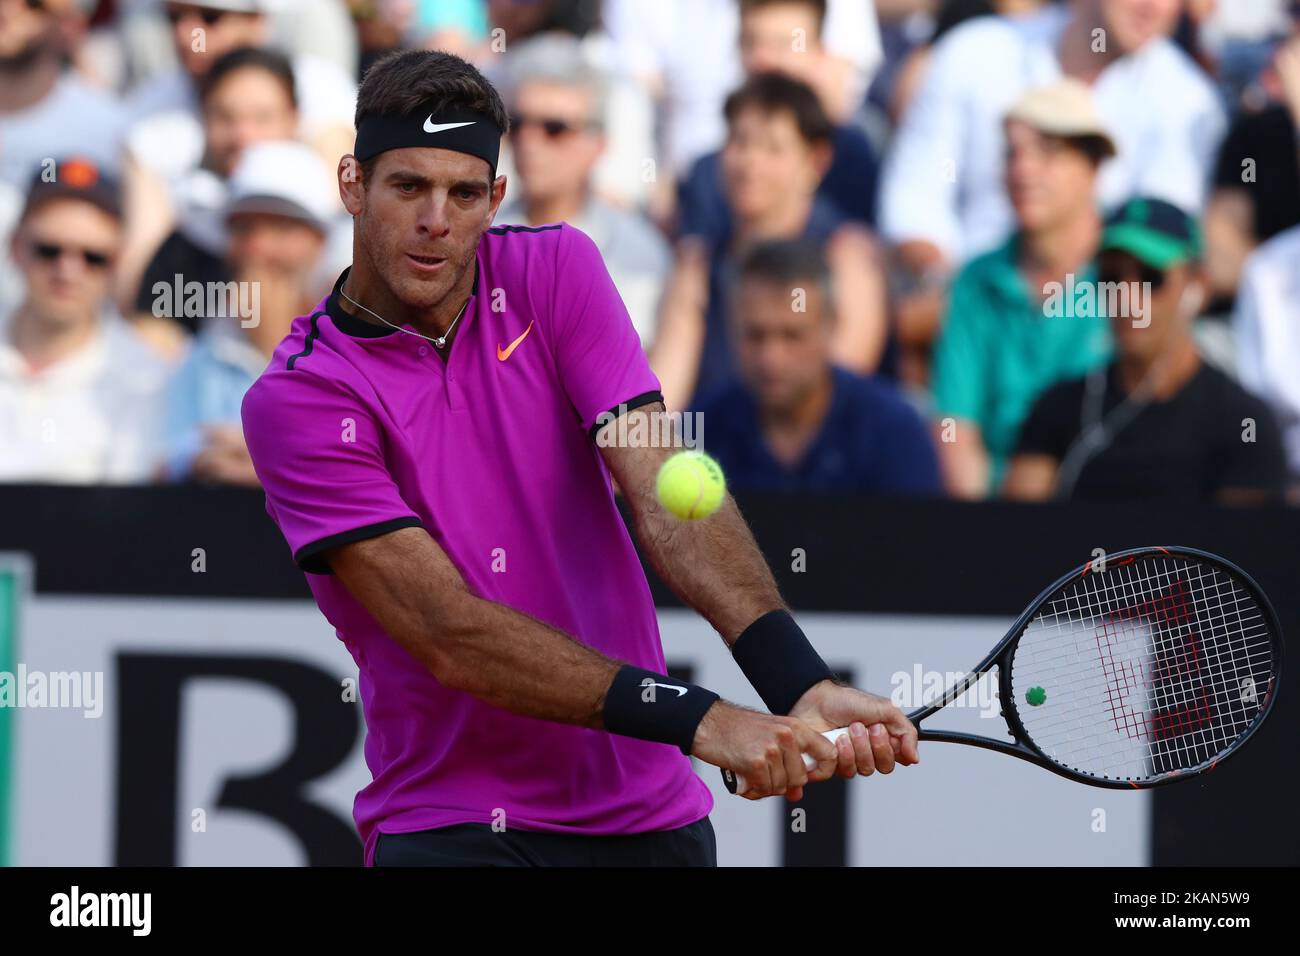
[1022,565,1264,775]
[1008,557,1275,783]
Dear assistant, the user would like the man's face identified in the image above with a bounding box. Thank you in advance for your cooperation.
[12,198,120,326]
[203,67,298,178]
[166,2,265,77]
[1005,121,1098,232]
[1098,250,1194,360]
[1099,0,1181,55]
[344,147,504,311]
[227,212,324,275]
[509,81,603,205]
[739,2,823,80]
[734,275,831,412]
[721,106,826,221]
[0,0,57,64]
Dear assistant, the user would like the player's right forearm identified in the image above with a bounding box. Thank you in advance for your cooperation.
[329,526,719,753]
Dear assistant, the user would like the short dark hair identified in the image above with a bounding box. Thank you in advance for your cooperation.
[738,238,833,311]
[355,49,509,183]
[199,46,297,110]
[724,72,833,147]
[739,0,828,34]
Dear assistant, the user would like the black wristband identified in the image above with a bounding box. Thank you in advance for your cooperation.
[602,665,719,755]
[731,609,834,715]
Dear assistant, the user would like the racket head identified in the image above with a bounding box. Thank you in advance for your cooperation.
[998,546,1283,789]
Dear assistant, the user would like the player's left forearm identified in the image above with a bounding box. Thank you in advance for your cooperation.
[603,415,785,644]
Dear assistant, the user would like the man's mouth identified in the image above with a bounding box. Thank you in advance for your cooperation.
[406,252,447,268]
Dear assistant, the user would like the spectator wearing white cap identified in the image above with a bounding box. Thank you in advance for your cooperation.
[160,140,335,484]
[879,0,1225,278]
[0,157,170,484]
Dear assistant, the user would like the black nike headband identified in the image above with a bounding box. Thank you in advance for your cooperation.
[353,104,503,176]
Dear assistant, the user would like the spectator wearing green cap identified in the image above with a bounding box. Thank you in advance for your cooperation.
[1004,198,1289,504]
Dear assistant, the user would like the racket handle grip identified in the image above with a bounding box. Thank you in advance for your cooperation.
[721,727,851,795]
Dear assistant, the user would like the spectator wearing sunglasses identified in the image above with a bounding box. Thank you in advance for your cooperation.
[0,158,170,484]
[1005,198,1288,504]
[494,34,670,350]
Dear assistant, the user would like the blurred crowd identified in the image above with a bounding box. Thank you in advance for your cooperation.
[0,0,1297,505]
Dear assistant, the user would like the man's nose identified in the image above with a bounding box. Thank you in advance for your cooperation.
[414,194,453,235]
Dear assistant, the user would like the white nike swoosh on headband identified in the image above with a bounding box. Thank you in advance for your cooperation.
[423,118,476,133]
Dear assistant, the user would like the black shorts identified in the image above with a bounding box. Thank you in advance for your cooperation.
[374,817,717,867]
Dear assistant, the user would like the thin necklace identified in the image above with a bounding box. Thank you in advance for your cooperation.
[339,287,469,349]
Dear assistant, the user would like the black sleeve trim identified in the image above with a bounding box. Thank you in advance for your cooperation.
[293,516,424,575]
[589,390,665,442]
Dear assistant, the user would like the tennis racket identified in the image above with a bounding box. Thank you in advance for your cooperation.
[722,546,1283,794]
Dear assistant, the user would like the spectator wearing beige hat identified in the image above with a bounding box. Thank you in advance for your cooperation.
[930,80,1116,499]
[159,140,334,484]
[880,0,1224,280]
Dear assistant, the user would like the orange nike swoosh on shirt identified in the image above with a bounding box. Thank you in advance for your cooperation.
[497,320,535,361]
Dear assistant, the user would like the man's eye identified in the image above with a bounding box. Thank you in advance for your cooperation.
[397,183,418,194]
[456,188,477,200]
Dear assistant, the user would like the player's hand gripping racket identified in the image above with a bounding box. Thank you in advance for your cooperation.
[722,546,1283,794]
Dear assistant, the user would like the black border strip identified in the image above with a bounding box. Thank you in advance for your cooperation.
[285,310,328,369]
[294,516,424,574]
[589,390,665,442]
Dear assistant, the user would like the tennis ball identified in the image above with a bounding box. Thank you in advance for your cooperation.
[1026,686,1047,707]
[656,451,725,520]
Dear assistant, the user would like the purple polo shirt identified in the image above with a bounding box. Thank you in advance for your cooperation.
[242,224,712,865]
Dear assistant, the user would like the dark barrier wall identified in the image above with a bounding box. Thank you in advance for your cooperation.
[1,485,1297,865]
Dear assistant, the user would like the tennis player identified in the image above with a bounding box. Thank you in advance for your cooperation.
[241,49,919,867]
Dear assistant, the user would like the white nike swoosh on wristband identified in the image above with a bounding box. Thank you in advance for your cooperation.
[423,118,476,133]
[646,682,688,698]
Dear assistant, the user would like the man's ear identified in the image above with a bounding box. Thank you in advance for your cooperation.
[810,141,834,183]
[339,156,365,216]
[488,174,507,221]
[1179,280,1207,320]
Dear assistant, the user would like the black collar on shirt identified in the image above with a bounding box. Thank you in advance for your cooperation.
[326,262,480,339]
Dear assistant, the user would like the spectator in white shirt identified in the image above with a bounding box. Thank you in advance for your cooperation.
[880,0,1226,276]
[603,0,882,221]
[1234,222,1300,493]
[0,0,127,190]
[0,159,170,484]
[123,0,357,179]
[494,35,671,349]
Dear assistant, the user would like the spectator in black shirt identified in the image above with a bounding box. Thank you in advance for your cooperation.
[1004,198,1288,505]
[1205,3,1300,311]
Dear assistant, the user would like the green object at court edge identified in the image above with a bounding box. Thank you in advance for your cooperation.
[1026,686,1047,707]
